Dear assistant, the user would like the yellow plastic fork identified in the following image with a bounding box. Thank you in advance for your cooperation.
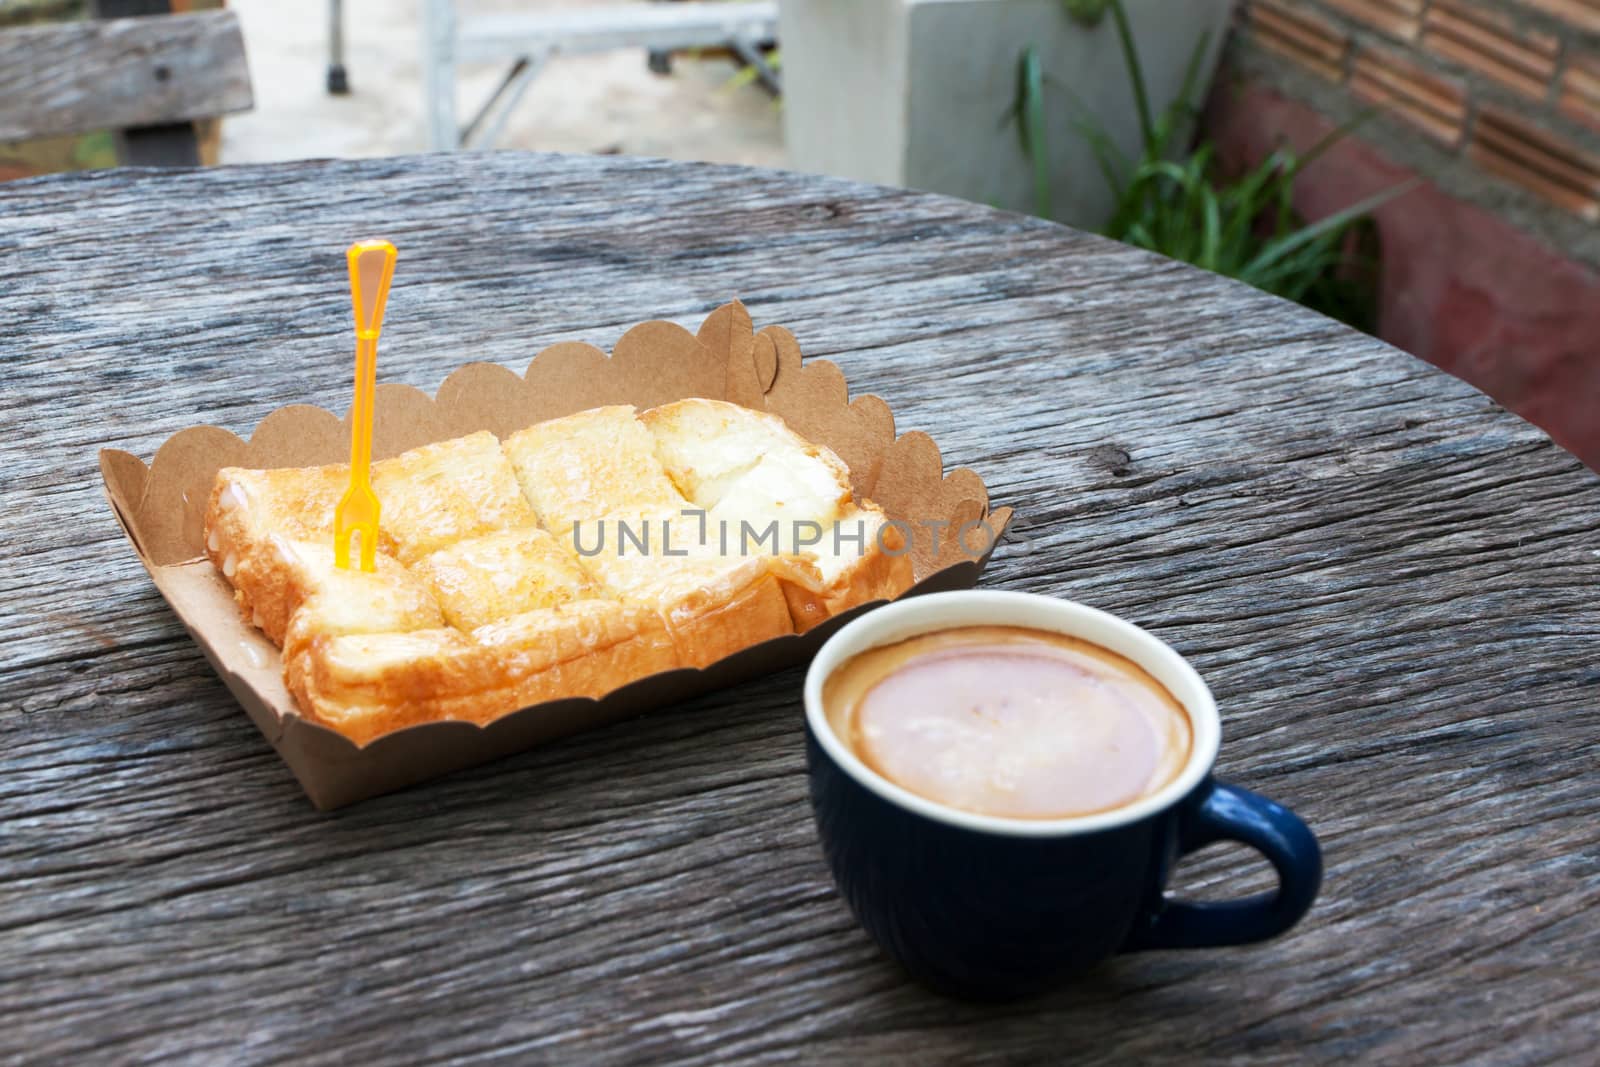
[334,239,398,572]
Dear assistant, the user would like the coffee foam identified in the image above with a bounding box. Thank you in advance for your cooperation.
[822,626,1192,819]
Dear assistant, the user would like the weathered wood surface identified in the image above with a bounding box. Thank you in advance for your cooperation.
[1,153,1597,1065]
[0,10,251,142]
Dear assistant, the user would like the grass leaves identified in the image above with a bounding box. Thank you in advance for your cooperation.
[1013,0,1415,331]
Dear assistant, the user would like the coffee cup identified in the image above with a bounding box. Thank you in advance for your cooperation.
[803,590,1322,1000]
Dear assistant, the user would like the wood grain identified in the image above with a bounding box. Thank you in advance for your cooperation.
[1,153,1597,1065]
[0,10,251,142]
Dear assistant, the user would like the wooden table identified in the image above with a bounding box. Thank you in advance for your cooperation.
[3,154,1597,1065]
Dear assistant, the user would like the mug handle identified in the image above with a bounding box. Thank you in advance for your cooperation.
[1123,779,1322,951]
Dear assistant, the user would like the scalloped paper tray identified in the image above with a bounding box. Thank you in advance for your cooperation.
[99,302,1013,809]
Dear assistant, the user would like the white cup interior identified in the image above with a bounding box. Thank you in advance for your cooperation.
[804,591,1221,838]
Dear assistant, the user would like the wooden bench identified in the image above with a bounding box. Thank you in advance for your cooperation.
[0,1,251,167]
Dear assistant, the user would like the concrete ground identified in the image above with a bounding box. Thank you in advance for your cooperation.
[221,0,786,167]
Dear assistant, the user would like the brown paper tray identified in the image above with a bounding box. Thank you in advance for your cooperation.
[100,302,1014,809]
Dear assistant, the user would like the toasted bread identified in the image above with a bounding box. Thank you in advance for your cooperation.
[641,397,851,515]
[503,406,684,535]
[775,504,915,631]
[206,470,433,646]
[372,430,538,563]
[287,600,678,744]
[207,399,917,744]
[410,526,596,631]
[642,399,914,631]
[574,522,797,667]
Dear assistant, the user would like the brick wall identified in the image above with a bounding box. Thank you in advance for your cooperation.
[1217,0,1600,469]
[1240,0,1600,219]
[1241,0,1593,219]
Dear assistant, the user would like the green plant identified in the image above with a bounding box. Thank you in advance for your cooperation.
[1060,0,1112,24]
[1012,0,1416,331]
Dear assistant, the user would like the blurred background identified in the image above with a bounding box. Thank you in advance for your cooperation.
[219,0,785,166]
[2,0,1595,469]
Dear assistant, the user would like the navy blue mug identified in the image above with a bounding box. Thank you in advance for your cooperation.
[804,591,1322,1001]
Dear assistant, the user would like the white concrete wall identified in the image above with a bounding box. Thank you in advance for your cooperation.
[779,0,911,189]
[782,0,1236,229]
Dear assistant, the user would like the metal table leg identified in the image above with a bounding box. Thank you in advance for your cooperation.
[423,0,459,150]
[327,0,349,94]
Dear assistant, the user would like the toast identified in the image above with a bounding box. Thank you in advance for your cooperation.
[205,399,918,744]
[370,430,539,563]
[505,408,807,663]
[502,406,684,535]
[641,399,914,631]
[286,601,678,745]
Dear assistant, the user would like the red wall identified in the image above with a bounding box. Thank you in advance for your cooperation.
[1205,77,1600,471]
